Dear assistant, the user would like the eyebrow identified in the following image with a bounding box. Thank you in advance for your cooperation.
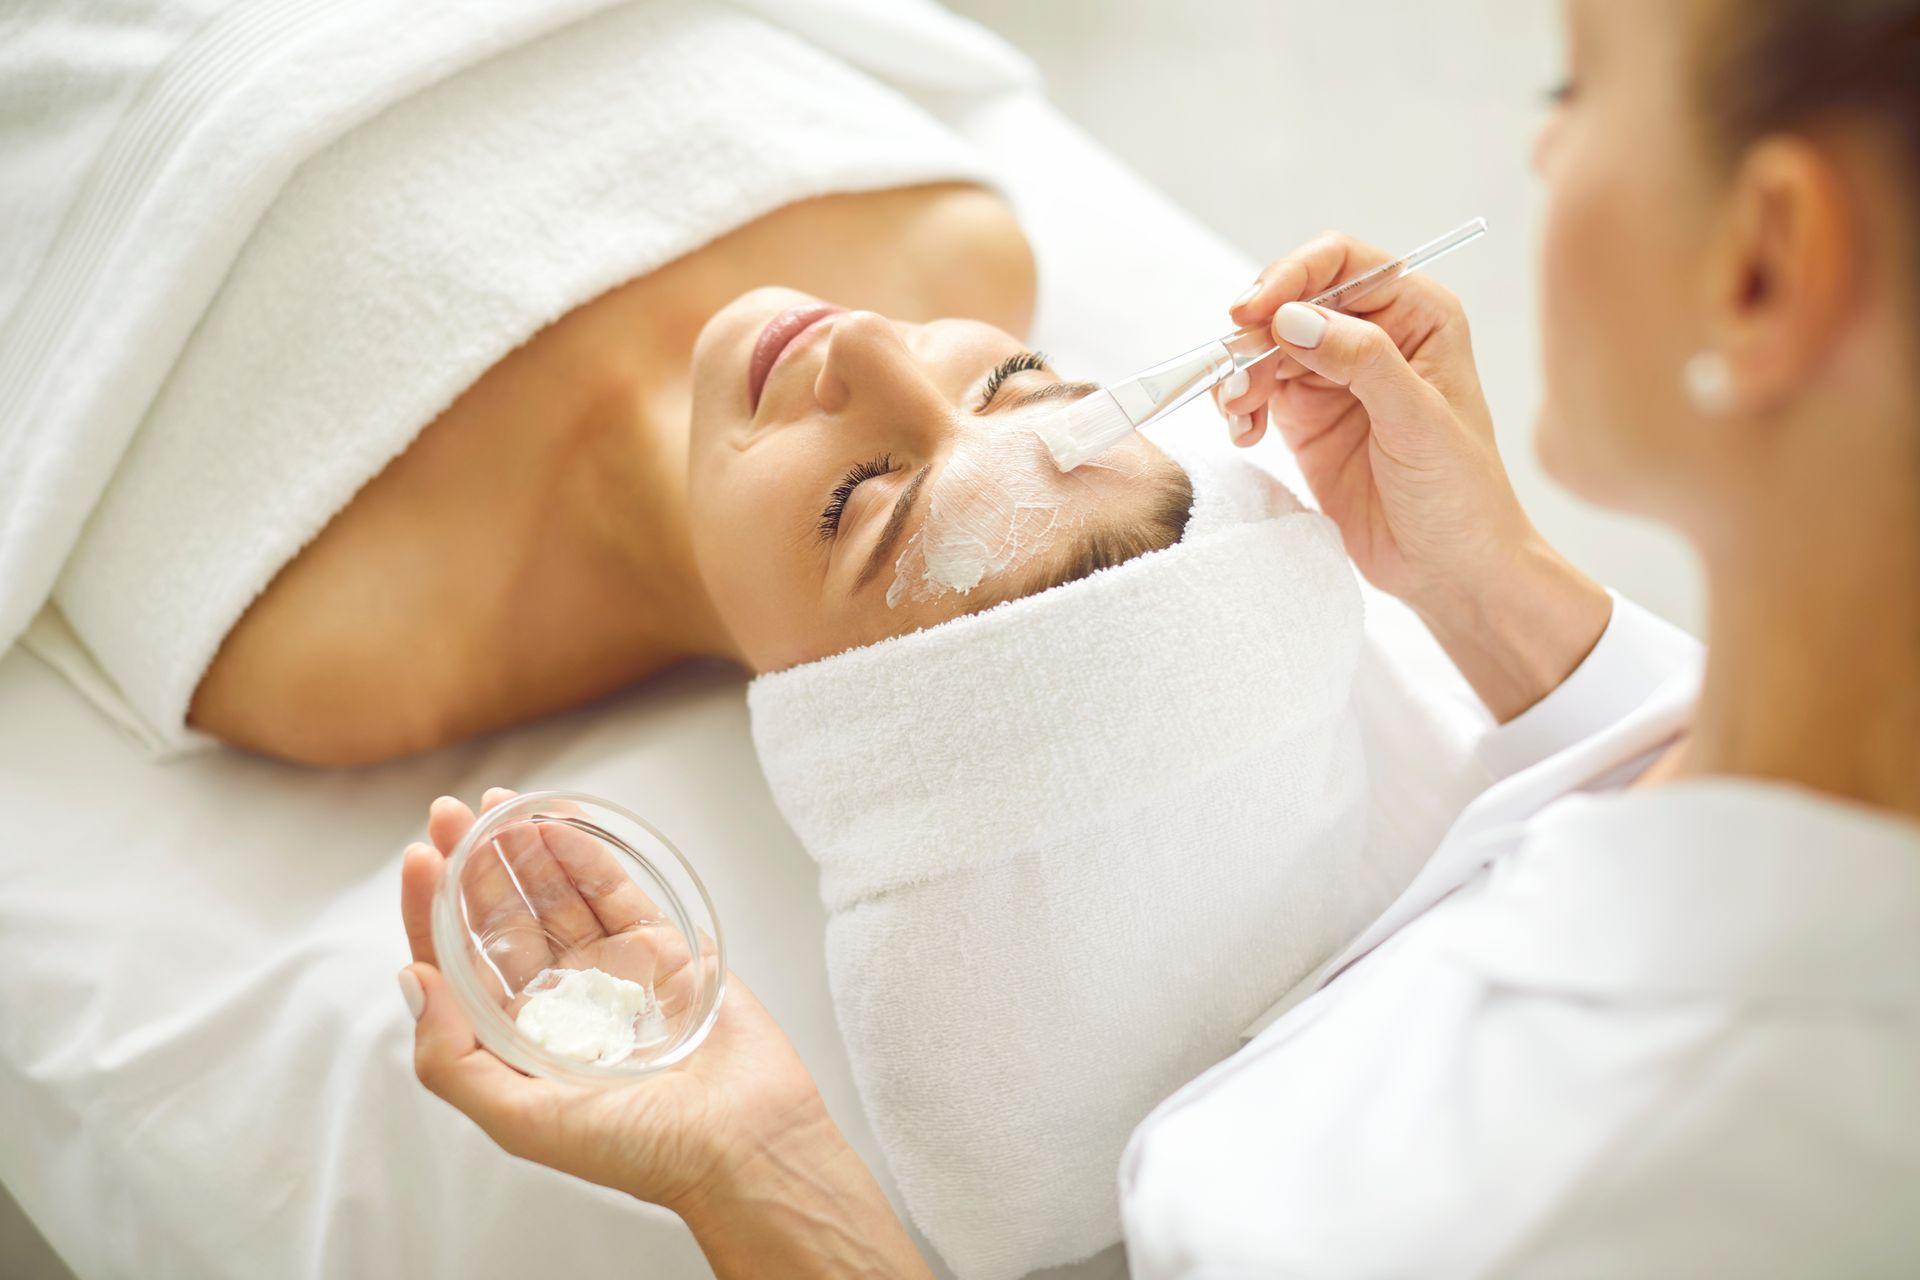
[854,463,932,592]
[999,380,1100,413]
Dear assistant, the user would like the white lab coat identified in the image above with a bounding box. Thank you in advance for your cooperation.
[1120,597,1920,1278]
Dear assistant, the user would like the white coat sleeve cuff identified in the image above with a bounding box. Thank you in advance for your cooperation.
[1477,592,1701,780]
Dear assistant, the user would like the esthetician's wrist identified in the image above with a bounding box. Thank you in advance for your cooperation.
[674,1107,932,1280]
[1413,533,1614,724]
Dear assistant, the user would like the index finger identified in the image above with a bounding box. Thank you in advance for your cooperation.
[1228,231,1444,327]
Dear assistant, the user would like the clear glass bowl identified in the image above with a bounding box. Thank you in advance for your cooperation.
[431,790,725,1083]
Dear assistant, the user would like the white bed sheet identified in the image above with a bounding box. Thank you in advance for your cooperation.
[0,89,1493,1280]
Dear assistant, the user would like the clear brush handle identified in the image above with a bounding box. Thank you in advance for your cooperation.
[1219,216,1488,370]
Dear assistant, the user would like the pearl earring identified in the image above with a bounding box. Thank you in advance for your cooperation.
[1683,351,1735,415]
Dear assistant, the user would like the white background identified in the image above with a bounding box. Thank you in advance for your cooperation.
[947,0,1705,632]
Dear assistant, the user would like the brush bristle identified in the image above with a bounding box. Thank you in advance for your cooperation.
[1034,390,1136,471]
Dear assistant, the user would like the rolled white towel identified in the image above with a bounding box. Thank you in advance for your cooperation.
[748,419,1385,1280]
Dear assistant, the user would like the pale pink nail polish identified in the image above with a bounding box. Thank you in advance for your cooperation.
[1222,368,1251,402]
[1274,302,1329,349]
[398,969,425,1021]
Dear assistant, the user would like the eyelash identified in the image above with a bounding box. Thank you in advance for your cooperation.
[817,452,897,542]
[974,350,1048,411]
[813,350,1047,546]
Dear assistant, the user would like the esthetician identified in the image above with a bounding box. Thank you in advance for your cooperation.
[395,0,1920,1273]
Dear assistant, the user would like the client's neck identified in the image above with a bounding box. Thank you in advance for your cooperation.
[1684,413,1920,820]
[541,278,739,667]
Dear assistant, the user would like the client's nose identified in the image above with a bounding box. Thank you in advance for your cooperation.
[814,311,949,441]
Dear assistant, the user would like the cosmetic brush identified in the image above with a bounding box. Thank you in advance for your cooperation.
[1035,217,1490,471]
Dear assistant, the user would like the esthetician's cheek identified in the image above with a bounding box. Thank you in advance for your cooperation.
[1535,144,1615,488]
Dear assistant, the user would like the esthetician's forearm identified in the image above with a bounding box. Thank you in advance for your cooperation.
[1414,534,1615,723]
[677,1129,934,1280]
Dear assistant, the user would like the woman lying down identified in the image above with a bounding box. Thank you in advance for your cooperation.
[191,212,1199,765]
[363,328,1376,1280]
[198,188,1379,1280]
[39,4,1411,1276]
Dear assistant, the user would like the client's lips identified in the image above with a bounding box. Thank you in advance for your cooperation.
[748,304,843,412]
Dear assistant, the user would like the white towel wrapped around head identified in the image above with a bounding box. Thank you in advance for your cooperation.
[747,424,1378,1280]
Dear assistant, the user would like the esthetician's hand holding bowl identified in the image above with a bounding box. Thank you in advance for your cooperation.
[397,788,930,1280]
[1218,235,1614,719]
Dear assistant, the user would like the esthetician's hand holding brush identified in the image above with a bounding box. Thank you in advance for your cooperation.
[1220,232,1613,721]
[398,788,931,1280]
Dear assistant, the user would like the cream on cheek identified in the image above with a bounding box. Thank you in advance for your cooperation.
[886,417,1146,608]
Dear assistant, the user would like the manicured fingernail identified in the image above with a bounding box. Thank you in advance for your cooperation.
[1221,368,1251,402]
[398,969,425,1021]
[1231,277,1264,309]
[1274,302,1328,349]
[1228,412,1253,443]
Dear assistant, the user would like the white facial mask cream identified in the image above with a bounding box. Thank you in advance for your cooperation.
[886,416,1148,609]
[513,966,668,1066]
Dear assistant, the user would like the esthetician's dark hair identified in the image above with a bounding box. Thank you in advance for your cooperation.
[1701,0,1920,526]
[1700,1,1920,222]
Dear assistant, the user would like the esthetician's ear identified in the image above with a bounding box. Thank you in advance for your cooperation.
[1708,135,1860,414]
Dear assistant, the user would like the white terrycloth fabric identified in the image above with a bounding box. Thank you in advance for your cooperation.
[0,0,1023,754]
[747,415,1402,1280]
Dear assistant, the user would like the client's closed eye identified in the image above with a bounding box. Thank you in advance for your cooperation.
[815,346,1061,548]
[817,453,899,541]
[975,351,1049,411]
[977,350,1102,417]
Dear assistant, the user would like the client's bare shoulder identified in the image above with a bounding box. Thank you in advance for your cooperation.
[187,318,691,766]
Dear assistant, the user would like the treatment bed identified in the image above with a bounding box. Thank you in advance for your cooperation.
[0,10,1495,1276]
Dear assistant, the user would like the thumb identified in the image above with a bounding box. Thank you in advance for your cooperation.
[405,961,477,1070]
[402,962,536,1145]
[1270,303,1447,438]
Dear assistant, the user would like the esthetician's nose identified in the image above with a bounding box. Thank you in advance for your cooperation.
[813,311,948,435]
